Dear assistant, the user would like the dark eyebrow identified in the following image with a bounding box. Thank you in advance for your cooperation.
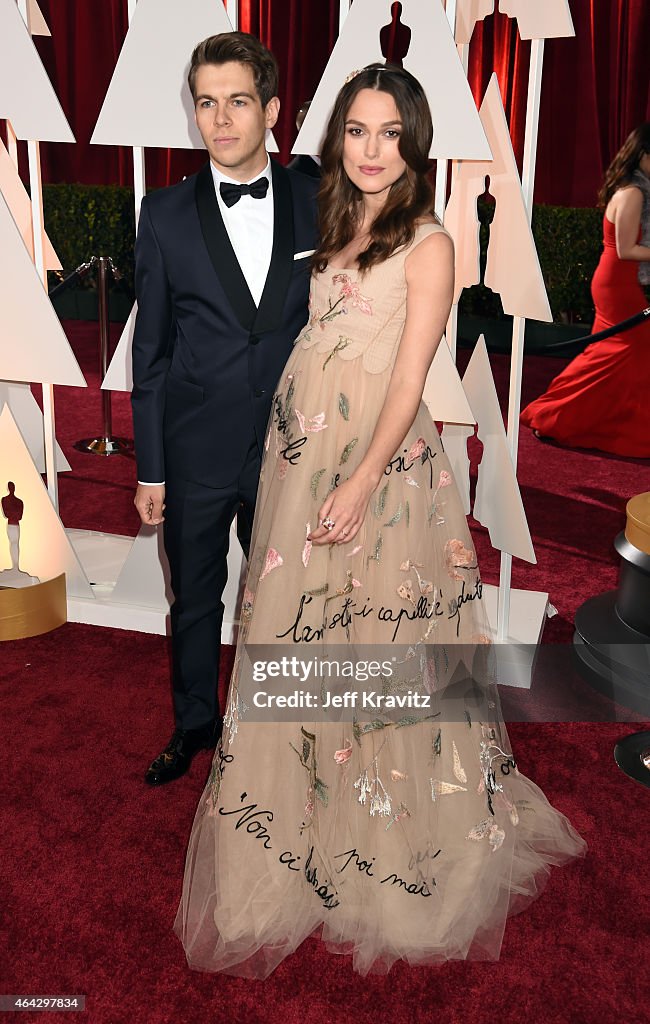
[344,118,402,127]
[195,92,256,102]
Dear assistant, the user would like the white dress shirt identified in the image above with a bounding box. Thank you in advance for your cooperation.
[138,157,274,487]
[210,157,274,306]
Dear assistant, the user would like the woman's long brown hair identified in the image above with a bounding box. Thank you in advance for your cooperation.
[313,63,436,275]
[598,122,650,207]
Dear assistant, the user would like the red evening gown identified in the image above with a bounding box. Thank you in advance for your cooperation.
[520,216,650,457]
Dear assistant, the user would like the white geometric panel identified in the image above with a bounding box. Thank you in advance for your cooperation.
[0,405,92,597]
[422,336,475,424]
[498,0,574,40]
[101,304,135,392]
[445,170,484,306]
[445,74,552,322]
[0,0,74,142]
[455,0,494,45]
[0,192,85,386]
[109,524,171,610]
[91,0,277,152]
[0,137,60,270]
[293,0,491,160]
[461,336,535,562]
[0,382,70,472]
[109,519,246,645]
[26,0,50,35]
[440,422,473,514]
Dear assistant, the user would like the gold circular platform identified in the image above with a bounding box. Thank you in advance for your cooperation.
[625,492,650,556]
[0,573,67,641]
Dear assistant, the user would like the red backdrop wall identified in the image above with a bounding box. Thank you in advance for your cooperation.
[7,0,650,207]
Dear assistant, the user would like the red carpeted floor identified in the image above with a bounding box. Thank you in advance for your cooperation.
[3,322,649,1023]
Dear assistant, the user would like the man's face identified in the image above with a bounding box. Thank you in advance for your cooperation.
[194,61,279,181]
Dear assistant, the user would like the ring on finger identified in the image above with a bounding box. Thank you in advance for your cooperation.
[321,516,336,531]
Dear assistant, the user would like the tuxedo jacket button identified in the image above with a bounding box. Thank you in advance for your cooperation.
[254,388,266,398]
[250,334,260,345]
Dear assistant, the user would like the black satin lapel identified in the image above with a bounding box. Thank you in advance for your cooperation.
[195,163,256,331]
[253,161,295,335]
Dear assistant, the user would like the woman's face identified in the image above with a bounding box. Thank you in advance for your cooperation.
[639,151,650,177]
[342,87,406,202]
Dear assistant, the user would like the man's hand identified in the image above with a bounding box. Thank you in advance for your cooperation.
[134,484,166,526]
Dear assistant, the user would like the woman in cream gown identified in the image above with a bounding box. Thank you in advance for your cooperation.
[175,64,585,979]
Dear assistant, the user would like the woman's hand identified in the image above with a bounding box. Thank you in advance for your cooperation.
[309,468,380,546]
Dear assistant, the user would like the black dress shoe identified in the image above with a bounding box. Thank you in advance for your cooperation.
[144,720,222,786]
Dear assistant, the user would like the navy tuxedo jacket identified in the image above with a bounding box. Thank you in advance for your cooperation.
[287,154,321,180]
[131,160,319,488]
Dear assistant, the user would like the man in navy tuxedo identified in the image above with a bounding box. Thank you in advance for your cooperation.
[131,32,318,785]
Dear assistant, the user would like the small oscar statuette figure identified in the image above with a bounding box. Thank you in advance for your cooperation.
[0,481,39,588]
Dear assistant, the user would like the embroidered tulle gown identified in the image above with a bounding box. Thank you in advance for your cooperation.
[175,223,585,978]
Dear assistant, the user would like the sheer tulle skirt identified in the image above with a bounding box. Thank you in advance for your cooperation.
[175,718,585,978]
[175,238,586,977]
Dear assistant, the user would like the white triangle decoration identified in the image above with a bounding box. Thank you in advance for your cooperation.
[26,0,50,35]
[461,336,535,562]
[293,0,491,160]
[445,165,485,306]
[109,525,172,610]
[498,0,574,40]
[422,336,475,424]
[445,74,551,322]
[0,382,70,472]
[0,0,74,142]
[101,305,135,392]
[91,0,277,152]
[455,0,494,45]
[109,520,246,641]
[0,136,60,270]
[439,423,474,514]
[0,406,92,597]
[0,191,86,386]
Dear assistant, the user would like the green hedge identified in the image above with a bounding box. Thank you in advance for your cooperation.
[43,184,603,324]
[532,204,603,322]
[43,183,136,294]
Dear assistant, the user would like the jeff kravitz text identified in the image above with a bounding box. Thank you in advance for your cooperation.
[252,690,433,709]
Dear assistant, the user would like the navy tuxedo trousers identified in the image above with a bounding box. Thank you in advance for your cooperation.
[163,436,261,730]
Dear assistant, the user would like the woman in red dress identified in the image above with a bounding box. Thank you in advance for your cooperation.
[521,124,650,457]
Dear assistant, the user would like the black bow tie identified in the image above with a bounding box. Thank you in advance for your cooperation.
[219,177,269,208]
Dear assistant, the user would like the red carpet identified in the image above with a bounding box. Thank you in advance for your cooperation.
[3,322,648,1023]
[2,628,648,1024]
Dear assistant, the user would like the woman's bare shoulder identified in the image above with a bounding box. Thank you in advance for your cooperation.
[408,218,453,255]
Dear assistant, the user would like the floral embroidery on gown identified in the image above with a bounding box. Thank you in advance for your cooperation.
[174,223,585,978]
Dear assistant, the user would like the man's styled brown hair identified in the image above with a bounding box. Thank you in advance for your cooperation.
[188,32,279,107]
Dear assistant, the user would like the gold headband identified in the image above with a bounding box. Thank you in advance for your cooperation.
[344,66,394,85]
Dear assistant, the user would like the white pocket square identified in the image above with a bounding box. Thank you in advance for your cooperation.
[293,249,315,260]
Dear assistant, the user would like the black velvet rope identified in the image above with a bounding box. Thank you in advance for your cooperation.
[551,306,650,349]
[47,257,98,299]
